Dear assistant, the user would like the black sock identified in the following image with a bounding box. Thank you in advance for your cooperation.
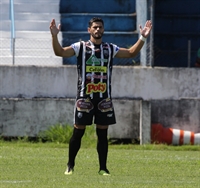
[67,127,85,168]
[96,128,108,171]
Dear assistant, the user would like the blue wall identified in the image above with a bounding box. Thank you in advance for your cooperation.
[59,0,200,67]
[59,0,135,14]
[154,0,200,67]
[60,14,136,32]
[59,0,138,65]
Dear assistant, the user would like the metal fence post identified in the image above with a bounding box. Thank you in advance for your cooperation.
[136,0,147,66]
[10,0,16,65]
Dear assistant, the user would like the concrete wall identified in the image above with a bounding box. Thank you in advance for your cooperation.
[0,65,200,99]
[151,99,200,133]
[0,98,141,138]
[0,98,75,137]
[1,98,199,139]
[0,66,200,138]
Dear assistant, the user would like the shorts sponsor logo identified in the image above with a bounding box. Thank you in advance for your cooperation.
[86,66,107,73]
[107,113,113,117]
[86,82,106,94]
[98,98,113,112]
[78,112,83,118]
[76,98,93,113]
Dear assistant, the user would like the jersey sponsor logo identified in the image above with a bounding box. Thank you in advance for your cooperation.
[86,66,107,73]
[86,82,106,94]
[98,98,113,112]
[86,73,107,80]
[86,55,108,65]
[86,55,100,65]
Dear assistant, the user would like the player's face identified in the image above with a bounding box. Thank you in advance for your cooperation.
[88,22,104,39]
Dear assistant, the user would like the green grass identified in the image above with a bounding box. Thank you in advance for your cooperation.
[38,123,97,147]
[0,141,200,188]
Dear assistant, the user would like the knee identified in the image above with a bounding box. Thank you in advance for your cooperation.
[71,127,85,140]
[74,124,86,129]
[96,124,108,129]
[96,128,108,141]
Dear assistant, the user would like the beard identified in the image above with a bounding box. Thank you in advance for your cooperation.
[91,32,103,39]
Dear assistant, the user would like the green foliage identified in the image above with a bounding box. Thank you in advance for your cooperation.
[38,123,97,146]
[39,123,73,144]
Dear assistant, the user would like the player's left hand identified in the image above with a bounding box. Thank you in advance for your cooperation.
[139,20,152,38]
[50,19,61,36]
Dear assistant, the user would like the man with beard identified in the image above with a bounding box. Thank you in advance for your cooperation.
[49,17,152,175]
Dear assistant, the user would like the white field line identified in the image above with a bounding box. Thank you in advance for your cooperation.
[0,180,32,184]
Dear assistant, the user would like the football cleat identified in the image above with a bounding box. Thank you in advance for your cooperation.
[98,169,111,176]
[64,166,74,175]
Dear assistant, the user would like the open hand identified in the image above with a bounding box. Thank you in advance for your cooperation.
[50,19,61,36]
[139,20,152,38]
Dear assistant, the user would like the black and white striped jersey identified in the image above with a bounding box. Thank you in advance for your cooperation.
[71,40,119,99]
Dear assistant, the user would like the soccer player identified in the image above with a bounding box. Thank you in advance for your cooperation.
[50,17,152,175]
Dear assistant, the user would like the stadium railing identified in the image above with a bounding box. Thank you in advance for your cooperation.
[9,0,15,65]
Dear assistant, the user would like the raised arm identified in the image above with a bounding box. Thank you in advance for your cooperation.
[115,20,152,58]
[50,19,75,57]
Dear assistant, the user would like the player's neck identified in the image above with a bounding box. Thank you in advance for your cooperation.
[90,37,102,45]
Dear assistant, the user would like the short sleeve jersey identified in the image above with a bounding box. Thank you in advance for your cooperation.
[71,40,119,99]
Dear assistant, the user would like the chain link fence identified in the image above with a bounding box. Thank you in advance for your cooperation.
[152,43,197,68]
[0,36,141,66]
[0,36,63,66]
[1,34,196,67]
[0,32,139,66]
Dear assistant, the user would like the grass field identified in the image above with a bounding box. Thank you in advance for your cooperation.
[0,142,200,188]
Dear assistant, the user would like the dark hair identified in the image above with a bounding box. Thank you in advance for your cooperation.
[88,17,104,28]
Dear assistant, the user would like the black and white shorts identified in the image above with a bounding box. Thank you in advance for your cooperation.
[74,97,116,126]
